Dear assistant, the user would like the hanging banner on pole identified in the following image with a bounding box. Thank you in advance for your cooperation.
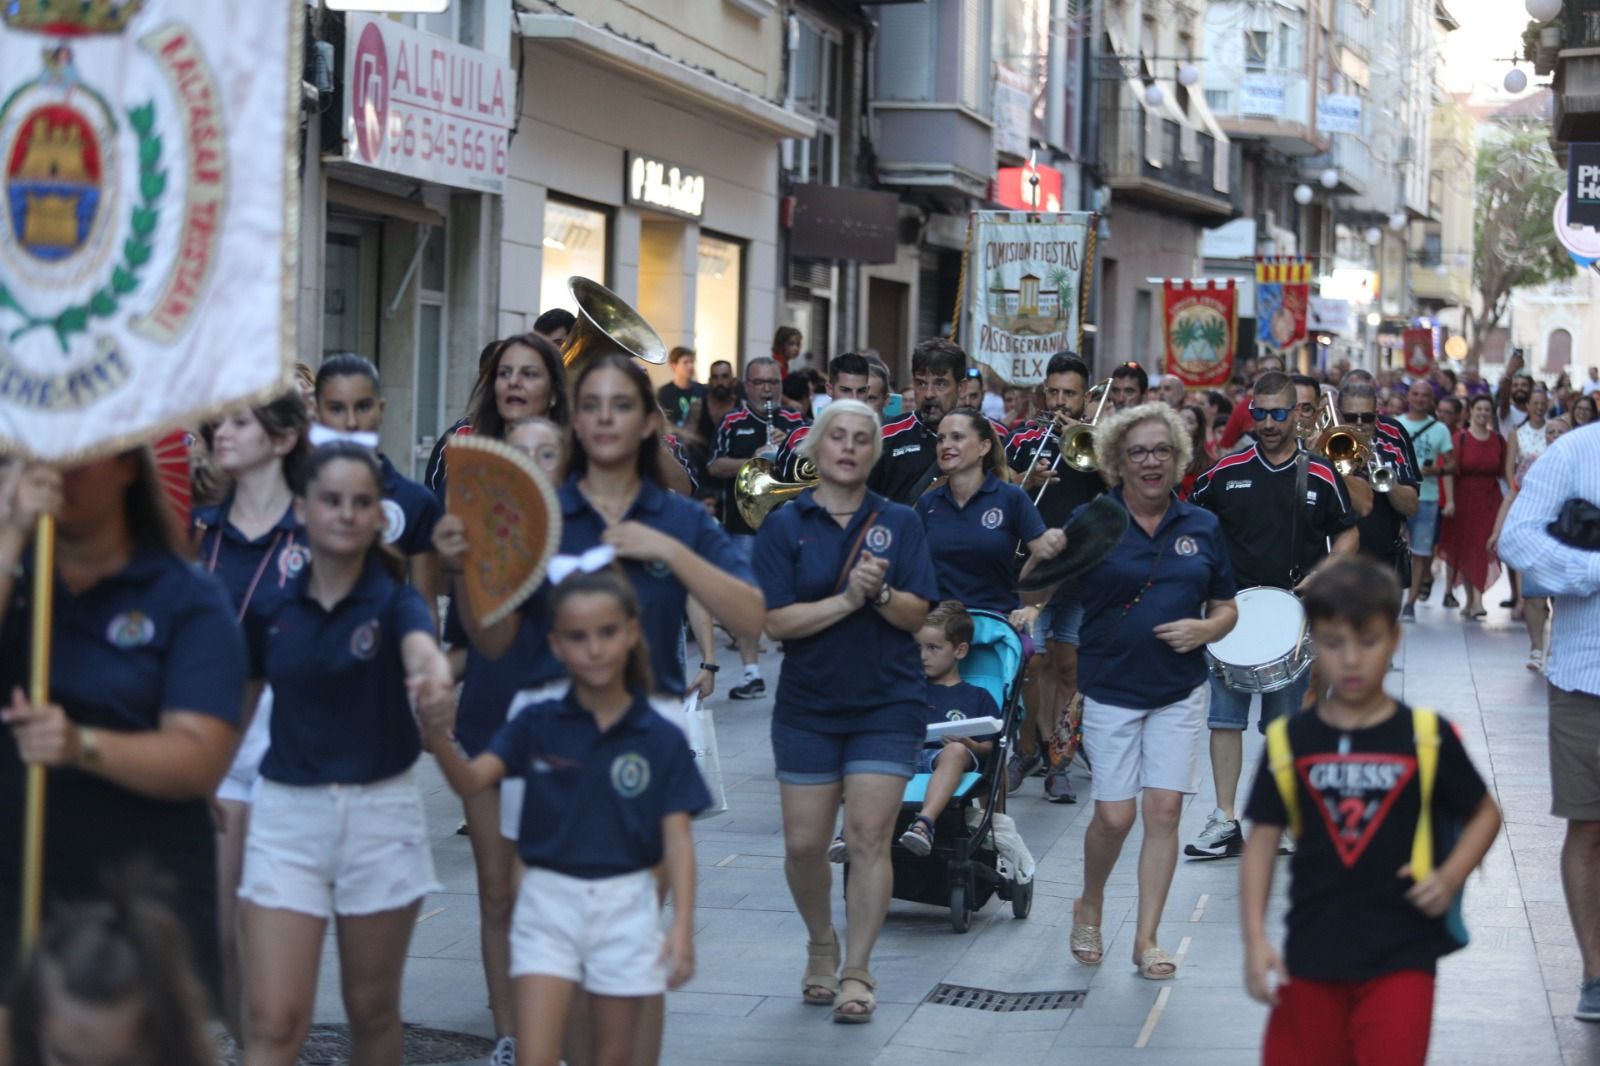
[964,210,1095,385]
[0,0,301,462]
[1162,279,1238,389]
[1254,256,1311,352]
[1403,327,1435,378]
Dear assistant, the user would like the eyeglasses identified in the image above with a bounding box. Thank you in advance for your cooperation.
[1339,411,1379,424]
[1249,407,1294,423]
[748,377,782,387]
[1126,444,1176,463]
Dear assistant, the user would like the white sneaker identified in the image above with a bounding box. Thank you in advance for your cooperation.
[490,1035,517,1066]
[826,834,847,863]
[1184,807,1243,859]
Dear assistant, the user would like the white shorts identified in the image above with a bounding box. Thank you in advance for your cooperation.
[1081,682,1209,803]
[510,867,665,997]
[217,686,274,804]
[239,768,441,919]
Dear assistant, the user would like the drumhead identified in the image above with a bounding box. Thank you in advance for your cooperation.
[1206,586,1305,666]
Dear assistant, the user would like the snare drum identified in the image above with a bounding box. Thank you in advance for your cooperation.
[1204,586,1313,694]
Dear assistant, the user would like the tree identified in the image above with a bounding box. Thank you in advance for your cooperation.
[1470,120,1574,362]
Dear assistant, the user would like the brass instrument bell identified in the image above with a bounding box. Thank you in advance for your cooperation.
[1058,379,1113,474]
[559,277,669,379]
[735,457,817,529]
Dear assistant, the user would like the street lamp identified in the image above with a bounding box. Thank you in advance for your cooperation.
[1143,83,1165,107]
[1388,211,1408,232]
[1366,311,1382,327]
[1526,0,1562,22]
[1364,226,1382,245]
[1505,68,1529,93]
[1320,168,1339,189]
[1178,63,1201,87]
[1294,183,1314,205]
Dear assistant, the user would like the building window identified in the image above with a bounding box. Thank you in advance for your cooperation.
[786,13,842,185]
[1545,328,1572,374]
[694,234,744,378]
[1244,30,1269,72]
[540,198,609,318]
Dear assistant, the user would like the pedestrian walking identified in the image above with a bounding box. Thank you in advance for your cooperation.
[1240,556,1501,1066]
[1395,381,1454,619]
[1436,395,1504,619]
[657,347,707,431]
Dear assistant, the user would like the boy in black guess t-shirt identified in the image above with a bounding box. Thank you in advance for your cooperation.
[1240,556,1501,1066]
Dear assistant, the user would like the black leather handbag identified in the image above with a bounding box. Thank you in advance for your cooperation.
[1549,498,1600,551]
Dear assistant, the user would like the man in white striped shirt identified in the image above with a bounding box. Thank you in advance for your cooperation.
[1499,423,1600,1022]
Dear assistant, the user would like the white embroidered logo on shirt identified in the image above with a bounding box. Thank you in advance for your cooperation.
[349,620,381,661]
[1174,535,1198,557]
[1225,480,1252,491]
[106,612,155,649]
[865,525,894,552]
[381,499,406,545]
[611,753,651,798]
[892,445,919,458]
[981,507,1004,530]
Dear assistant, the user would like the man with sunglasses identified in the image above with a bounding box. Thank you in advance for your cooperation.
[1338,381,1420,585]
[1184,371,1360,858]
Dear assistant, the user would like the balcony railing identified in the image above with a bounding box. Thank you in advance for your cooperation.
[1565,0,1600,49]
[1098,108,1236,216]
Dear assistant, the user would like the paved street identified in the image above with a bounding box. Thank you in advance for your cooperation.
[311,578,1600,1065]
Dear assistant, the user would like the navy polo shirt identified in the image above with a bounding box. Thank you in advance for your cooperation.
[1075,491,1237,710]
[192,496,308,624]
[559,478,751,696]
[490,690,711,877]
[0,550,245,739]
[913,474,1045,613]
[247,558,436,785]
[449,591,562,757]
[754,489,940,735]
[920,680,1000,749]
[378,454,444,557]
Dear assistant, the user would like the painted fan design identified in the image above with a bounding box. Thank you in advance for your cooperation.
[152,428,192,528]
[446,435,561,628]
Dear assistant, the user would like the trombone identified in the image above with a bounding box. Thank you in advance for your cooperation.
[1308,394,1395,493]
[1024,378,1111,506]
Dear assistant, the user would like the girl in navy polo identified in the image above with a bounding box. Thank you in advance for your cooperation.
[237,443,456,1066]
[913,407,1066,617]
[313,353,444,625]
[0,452,246,1002]
[190,390,309,1037]
[420,563,709,1066]
[753,399,940,1024]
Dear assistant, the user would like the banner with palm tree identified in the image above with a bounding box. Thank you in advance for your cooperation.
[1162,279,1237,388]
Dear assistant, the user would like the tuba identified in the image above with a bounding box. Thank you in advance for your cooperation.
[735,457,818,529]
[559,277,669,379]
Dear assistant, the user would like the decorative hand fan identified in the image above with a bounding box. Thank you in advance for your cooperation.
[152,429,193,528]
[446,435,562,628]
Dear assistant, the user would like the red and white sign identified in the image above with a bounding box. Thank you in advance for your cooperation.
[995,162,1063,213]
[341,15,515,194]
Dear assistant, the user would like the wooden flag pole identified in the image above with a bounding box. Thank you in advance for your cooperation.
[20,512,53,948]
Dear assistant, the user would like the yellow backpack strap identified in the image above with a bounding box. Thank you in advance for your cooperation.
[1411,707,1440,880]
[1266,716,1300,839]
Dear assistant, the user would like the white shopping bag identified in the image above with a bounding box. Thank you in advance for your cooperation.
[674,694,728,817]
[965,808,1036,884]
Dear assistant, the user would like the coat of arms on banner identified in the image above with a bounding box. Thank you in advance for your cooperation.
[964,211,1095,386]
[1162,279,1237,389]
[0,0,299,461]
[1254,257,1310,353]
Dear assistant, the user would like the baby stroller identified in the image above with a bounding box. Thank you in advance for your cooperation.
[882,609,1033,932]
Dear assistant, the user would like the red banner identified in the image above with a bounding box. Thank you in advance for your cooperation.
[1254,257,1311,352]
[1403,327,1435,377]
[1163,280,1238,388]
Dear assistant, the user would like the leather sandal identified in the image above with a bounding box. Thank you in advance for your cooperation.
[1070,898,1103,966]
[1137,947,1178,980]
[832,967,876,1023]
[802,929,840,1005]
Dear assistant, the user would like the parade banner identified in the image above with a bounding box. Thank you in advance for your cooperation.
[965,210,1094,385]
[1404,327,1436,377]
[0,0,300,462]
[1254,256,1311,352]
[1162,279,1237,389]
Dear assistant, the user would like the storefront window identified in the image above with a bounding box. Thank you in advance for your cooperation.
[694,234,743,379]
[541,199,609,317]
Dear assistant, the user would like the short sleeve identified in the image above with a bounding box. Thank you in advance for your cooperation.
[685,500,754,583]
[442,598,467,647]
[754,513,799,610]
[888,508,941,603]
[657,727,713,817]
[1242,749,1289,828]
[1433,714,1487,820]
[711,413,735,461]
[1013,488,1047,543]
[162,576,248,724]
[487,711,534,778]
[390,584,437,641]
[1434,426,1454,455]
[1205,519,1238,601]
[405,492,445,555]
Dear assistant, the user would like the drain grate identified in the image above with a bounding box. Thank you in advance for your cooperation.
[924,983,1087,1012]
[220,1023,496,1065]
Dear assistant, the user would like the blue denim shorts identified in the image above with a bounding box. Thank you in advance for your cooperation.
[771,718,921,785]
[915,743,981,774]
[1038,593,1084,646]
[1407,500,1439,557]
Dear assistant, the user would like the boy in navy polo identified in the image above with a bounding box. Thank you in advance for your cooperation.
[899,602,1001,857]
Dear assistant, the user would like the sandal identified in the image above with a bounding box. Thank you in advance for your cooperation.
[802,929,840,1006]
[1070,898,1103,966]
[1137,947,1178,980]
[832,967,876,1024]
[899,815,934,857]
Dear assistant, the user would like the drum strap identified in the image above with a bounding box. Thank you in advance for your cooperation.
[1288,451,1308,586]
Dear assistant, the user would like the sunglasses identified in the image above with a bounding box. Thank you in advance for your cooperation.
[965,368,982,379]
[1339,411,1379,424]
[1249,407,1294,423]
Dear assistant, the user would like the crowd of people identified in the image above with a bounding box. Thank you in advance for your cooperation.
[0,314,1594,1066]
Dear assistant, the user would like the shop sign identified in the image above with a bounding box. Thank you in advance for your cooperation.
[1240,74,1285,118]
[1567,144,1600,227]
[625,153,705,220]
[964,210,1095,385]
[992,66,1032,159]
[994,162,1063,213]
[790,184,897,263]
[1308,296,1354,337]
[1316,93,1362,135]
[341,14,514,195]
[1163,280,1238,389]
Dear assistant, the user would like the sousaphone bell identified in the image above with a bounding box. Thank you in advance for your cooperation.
[560,277,669,378]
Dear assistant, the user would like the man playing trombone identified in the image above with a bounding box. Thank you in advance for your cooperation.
[1004,352,1107,803]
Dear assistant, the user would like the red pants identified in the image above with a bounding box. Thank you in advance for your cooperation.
[1263,969,1434,1066]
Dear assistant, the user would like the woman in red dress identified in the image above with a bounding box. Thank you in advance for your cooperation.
[1436,394,1504,619]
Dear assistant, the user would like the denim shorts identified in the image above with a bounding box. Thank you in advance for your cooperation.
[915,743,981,775]
[1037,593,1084,646]
[1206,671,1311,734]
[1407,500,1440,556]
[771,718,921,784]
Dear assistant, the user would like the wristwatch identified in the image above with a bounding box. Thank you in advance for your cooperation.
[698,662,720,673]
[873,584,893,608]
[76,726,100,770]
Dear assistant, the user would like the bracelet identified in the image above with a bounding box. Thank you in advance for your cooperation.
[698,662,720,673]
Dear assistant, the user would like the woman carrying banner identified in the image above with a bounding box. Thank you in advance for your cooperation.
[190,392,310,1039]
[0,453,247,1031]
